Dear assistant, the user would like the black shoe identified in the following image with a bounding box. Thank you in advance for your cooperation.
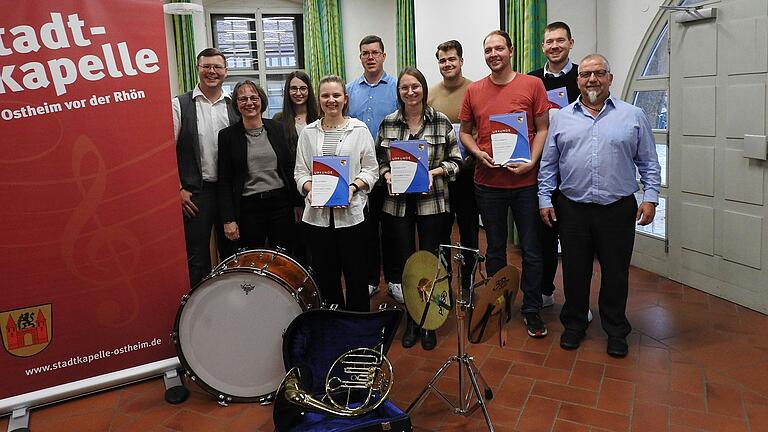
[420,329,437,351]
[402,317,419,348]
[607,337,629,358]
[523,312,548,338]
[559,329,584,350]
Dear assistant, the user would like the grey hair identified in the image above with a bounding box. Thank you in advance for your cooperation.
[578,54,611,72]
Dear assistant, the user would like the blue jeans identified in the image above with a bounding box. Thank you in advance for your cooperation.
[475,184,543,313]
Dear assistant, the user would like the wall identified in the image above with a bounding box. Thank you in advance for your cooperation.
[413,0,500,88]
[546,0,597,65]
[341,0,397,81]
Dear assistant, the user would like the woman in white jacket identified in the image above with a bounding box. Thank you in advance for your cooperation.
[294,75,379,312]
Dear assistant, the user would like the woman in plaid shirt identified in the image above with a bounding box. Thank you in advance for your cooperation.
[377,67,462,350]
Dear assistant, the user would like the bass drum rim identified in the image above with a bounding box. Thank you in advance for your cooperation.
[173,267,314,403]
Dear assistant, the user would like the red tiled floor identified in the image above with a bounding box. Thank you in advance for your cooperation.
[3,242,768,432]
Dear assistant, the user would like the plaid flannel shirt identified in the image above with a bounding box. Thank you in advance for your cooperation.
[376,106,462,216]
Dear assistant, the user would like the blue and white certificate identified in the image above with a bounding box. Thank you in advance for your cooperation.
[546,87,569,108]
[452,123,467,158]
[489,112,530,165]
[311,156,350,207]
[390,140,429,194]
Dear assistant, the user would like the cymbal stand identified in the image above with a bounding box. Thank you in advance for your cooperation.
[407,244,495,431]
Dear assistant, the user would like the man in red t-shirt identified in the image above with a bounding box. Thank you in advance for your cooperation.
[459,30,551,338]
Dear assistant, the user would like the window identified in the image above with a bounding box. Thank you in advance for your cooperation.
[635,194,667,239]
[642,25,669,77]
[633,90,668,130]
[211,12,304,118]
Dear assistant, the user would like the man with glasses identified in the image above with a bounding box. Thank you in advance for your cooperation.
[529,22,592,323]
[346,35,400,302]
[538,54,660,357]
[459,31,551,338]
[172,47,240,288]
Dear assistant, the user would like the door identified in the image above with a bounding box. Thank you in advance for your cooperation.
[668,0,768,313]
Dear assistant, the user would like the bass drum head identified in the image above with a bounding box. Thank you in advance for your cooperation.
[176,270,302,402]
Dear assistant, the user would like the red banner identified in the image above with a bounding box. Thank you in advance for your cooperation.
[0,0,186,401]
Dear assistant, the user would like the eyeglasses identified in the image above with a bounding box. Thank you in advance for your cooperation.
[289,86,309,93]
[578,69,609,79]
[237,96,260,104]
[360,50,383,59]
[198,64,226,71]
[398,84,422,93]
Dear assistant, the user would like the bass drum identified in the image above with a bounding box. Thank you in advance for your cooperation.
[174,249,320,404]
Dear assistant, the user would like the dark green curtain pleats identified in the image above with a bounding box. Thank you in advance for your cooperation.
[503,0,547,73]
[396,0,416,70]
[304,0,346,90]
[171,0,197,94]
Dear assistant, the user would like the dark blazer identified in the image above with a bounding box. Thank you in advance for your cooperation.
[217,118,302,224]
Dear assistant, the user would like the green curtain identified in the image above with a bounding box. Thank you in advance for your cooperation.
[303,0,346,90]
[171,0,197,94]
[503,0,547,73]
[396,0,416,70]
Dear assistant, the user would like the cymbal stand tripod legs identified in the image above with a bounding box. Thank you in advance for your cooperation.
[406,245,494,431]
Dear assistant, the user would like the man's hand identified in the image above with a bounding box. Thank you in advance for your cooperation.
[636,202,656,226]
[540,207,557,228]
[223,221,239,241]
[506,160,536,176]
[474,150,496,168]
[180,189,199,218]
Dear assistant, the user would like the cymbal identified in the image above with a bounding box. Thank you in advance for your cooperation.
[402,251,451,330]
[468,265,520,344]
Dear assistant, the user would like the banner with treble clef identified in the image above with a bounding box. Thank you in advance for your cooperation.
[0,0,187,409]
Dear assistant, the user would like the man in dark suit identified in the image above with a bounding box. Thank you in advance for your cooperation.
[172,48,239,287]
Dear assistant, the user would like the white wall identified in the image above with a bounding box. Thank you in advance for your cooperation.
[414,0,500,88]
[341,0,397,81]
[546,0,597,65]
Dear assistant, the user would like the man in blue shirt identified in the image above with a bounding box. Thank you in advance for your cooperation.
[346,35,399,302]
[538,54,661,357]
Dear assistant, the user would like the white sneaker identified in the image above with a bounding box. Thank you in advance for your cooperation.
[368,284,379,297]
[387,282,404,304]
[542,294,555,308]
[588,309,594,323]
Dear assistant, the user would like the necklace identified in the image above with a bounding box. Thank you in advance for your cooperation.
[245,126,264,137]
[322,118,346,129]
[581,101,604,112]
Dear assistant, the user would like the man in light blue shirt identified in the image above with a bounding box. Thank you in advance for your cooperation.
[538,54,660,358]
[346,35,399,303]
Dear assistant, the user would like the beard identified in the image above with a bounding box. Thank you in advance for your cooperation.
[587,90,599,104]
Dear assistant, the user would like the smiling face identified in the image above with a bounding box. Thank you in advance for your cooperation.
[577,56,613,104]
[437,48,463,80]
[318,81,347,118]
[483,34,512,73]
[288,77,309,106]
[398,73,424,111]
[235,85,262,120]
[542,28,574,66]
[196,55,226,92]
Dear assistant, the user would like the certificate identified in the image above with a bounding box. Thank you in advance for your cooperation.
[311,156,350,207]
[390,140,429,194]
[452,123,467,158]
[489,112,530,164]
[546,87,569,108]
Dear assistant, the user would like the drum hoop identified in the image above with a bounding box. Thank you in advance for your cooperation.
[173,266,315,403]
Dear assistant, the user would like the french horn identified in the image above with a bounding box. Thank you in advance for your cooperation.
[275,346,393,418]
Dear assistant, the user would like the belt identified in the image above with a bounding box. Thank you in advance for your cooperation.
[246,188,285,200]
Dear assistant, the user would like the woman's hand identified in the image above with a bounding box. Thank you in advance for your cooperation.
[223,221,240,241]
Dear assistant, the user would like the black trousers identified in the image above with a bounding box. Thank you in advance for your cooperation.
[306,220,370,312]
[556,194,637,338]
[540,190,560,296]
[366,184,397,286]
[441,166,480,289]
[238,189,293,252]
[183,181,232,288]
[385,210,447,284]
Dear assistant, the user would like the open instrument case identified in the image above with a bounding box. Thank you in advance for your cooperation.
[273,307,412,432]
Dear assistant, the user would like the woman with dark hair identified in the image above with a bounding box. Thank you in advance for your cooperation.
[273,71,320,265]
[294,75,379,312]
[377,67,462,350]
[217,80,301,252]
